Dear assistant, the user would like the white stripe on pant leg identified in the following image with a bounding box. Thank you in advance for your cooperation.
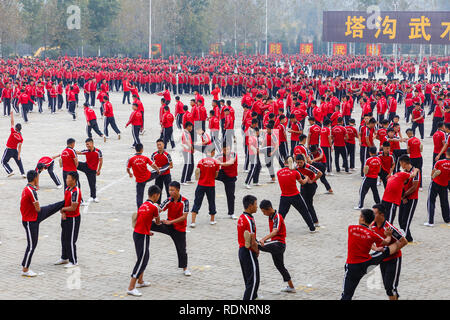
[131,127,137,144]
[392,258,400,296]
[342,264,348,293]
[2,149,12,174]
[248,250,257,300]
[427,183,433,223]
[405,199,417,237]
[133,235,147,278]
[358,178,366,208]
[24,222,33,268]
[71,218,76,264]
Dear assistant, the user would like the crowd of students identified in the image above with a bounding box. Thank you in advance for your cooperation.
[1,53,449,300]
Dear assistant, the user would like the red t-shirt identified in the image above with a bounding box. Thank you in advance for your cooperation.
[277,167,301,197]
[134,200,159,235]
[382,172,412,205]
[151,151,172,176]
[433,159,450,187]
[370,221,403,261]
[309,125,321,145]
[346,225,385,264]
[20,184,39,222]
[64,186,81,218]
[237,213,256,249]
[80,148,102,171]
[408,137,422,159]
[197,158,220,187]
[127,154,154,183]
[365,156,382,178]
[61,147,78,172]
[6,128,23,149]
[331,125,347,147]
[268,212,286,244]
[160,196,189,232]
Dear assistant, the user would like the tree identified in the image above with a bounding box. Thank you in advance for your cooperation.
[0,0,23,57]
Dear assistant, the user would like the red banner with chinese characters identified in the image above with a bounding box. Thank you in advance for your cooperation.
[269,43,283,55]
[151,44,162,56]
[209,43,222,55]
[366,44,382,56]
[333,43,348,55]
[300,43,314,54]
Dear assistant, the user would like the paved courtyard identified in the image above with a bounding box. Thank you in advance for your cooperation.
[0,90,449,300]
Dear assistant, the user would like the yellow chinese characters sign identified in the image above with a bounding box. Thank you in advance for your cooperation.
[300,43,314,54]
[323,11,450,45]
[269,43,283,55]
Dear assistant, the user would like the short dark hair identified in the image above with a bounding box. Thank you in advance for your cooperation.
[399,155,411,164]
[27,170,38,183]
[369,147,377,155]
[148,185,162,197]
[85,138,94,144]
[135,143,144,153]
[156,139,164,144]
[259,200,273,210]
[67,171,79,182]
[361,209,375,225]
[67,138,75,145]
[372,204,386,215]
[243,195,257,210]
[169,181,181,190]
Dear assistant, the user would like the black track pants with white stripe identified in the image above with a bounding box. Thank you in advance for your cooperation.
[131,232,150,279]
[279,195,316,231]
[427,182,450,225]
[399,199,418,242]
[258,241,291,282]
[22,201,65,268]
[380,257,402,298]
[239,247,260,301]
[61,216,81,264]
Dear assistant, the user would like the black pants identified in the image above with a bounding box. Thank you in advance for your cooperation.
[216,171,236,216]
[181,151,194,183]
[427,182,450,225]
[335,146,349,172]
[279,195,316,231]
[341,249,390,300]
[192,185,216,215]
[123,91,131,104]
[258,241,291,282]
[358,177,380,209]
[130,125,141,147]
[68,101,76,120]
[393,149,408,173]
[136,173,159,209]
[155,174,171,204]
[131,232,150,279]
[151,223,187,269]
[322,146,333,173]
[360,146,369,177]
[87,119,103,138]
[77,162,97,199]
[2,148,25,175]
[379,169,389,189]
[3,98,11,116]
[301,183,318,224]
[430,117,443,137]
[61,215,81,264]
[46,162,62,186]
[313,162,332,191]
[20,103,29,122]
[84,92,90,105]
[380,257,402,298]
[382,201,398,224]
[245,154,261,185]
[22,201,65,268]
[278,142,289,168]
[239,247,260,301]
[104,117,121,137]
[410,157,423,188]
[163,127,175,149]
[412,122,424,140]
[399,198,418,243]
[90,92,96,107]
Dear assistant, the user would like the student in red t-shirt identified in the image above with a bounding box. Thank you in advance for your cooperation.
[152,181,191,277]
[341,209,400,300]
[370,204,408,301]
[20,170,65,277]
[345,118,358,171]
[258,200,296,294]
[406,129,423,189]
[83,103,104,139]
[190,149,220,228]
[36,155,62,188]
[277,157,316,232]
[355,147,381,210]
[127,185,161,297]
[426,149,450,226]
[331,117,349,173]
[216,145,238,219]
[151,139,173,203]
[411,103,425,140]
[76,138,103,203]
[127,143,160,209]
[2,111,25,177]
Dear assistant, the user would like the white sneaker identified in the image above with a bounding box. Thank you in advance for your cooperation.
[22,174,27,179]
[190,223,196,229]
[136,281,151,288]
[7,172,14,178]
[184,269,192,277]
[127,288,142,297]
[254,183,263,187]
[88,198,95,203]
[210,221,217,226]
[377,181,381,186]
[81,202,89,207]
[64,262,78,269]
[424,222,434,227]
[310,229,318,234]
[54,259,69,266]
[182,183,189,186]
[21,270,37,277]
[281,286,297,293]
[314,223,321,228]
[244,170,249,173]
[244,184,252,189]
[229,215,238,220]
[56,185,63,189]
[354,206,363,210]
[94,198,100,203]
